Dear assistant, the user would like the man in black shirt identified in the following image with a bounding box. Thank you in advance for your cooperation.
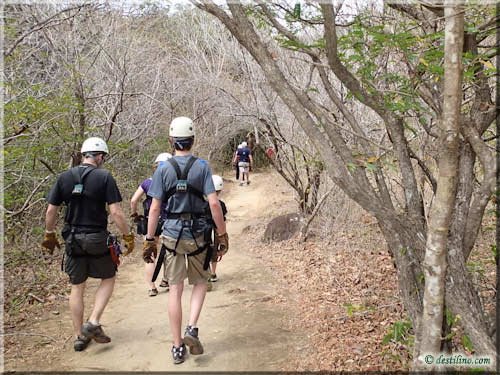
[42,137,135,352]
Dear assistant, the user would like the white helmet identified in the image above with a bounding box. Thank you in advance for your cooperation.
[169,116,194,137]
[241,141,247,147]
[155,152,172,163]
[212,175,223,191]
[81,137,109,154]
[237,143,243,149]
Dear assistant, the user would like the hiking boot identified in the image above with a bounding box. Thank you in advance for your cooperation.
[183,326,204,355]
[171,343,187,364]
[82,321,111,343]
[209,273,218,282]
[73,335,91,352]
[148,288,159,297]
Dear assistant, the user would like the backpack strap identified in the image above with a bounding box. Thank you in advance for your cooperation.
[70,165,95,185]
[168,156,197,180]
[163,157,188,200]
[70,168,81,185]
[181,156,197,179]
[164,157,205,202]
[66,166,96,226]
[169,158,183,180]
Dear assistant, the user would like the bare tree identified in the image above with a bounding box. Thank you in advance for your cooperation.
[194,0,497,361]
[413,2,464,368]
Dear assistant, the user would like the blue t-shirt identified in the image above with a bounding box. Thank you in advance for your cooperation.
[237,147,251,162]
[148,155,215,239]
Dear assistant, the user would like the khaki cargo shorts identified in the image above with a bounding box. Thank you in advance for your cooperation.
[238,161,250,173]
[161,235,210,285]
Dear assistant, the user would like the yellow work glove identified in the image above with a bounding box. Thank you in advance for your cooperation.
[41,231,60,255]
[216,232,229,260]
[122,232,135,256]
[142,238,158,263]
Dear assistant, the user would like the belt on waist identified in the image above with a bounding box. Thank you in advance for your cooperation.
[166,213,208,220]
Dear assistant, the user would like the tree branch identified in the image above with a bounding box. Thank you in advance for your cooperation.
[408,148,437,192]
[460,117,496,259]
[300,185,335,240]
[4,4,95,58]
[322,2,424,225]
[4,176,51,217]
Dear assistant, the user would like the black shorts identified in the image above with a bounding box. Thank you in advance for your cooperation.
[63,231,116,284]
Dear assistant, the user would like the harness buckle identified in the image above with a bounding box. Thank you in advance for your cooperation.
[179,213,192,221]
[181,218,193,228]
[176,180,188,193]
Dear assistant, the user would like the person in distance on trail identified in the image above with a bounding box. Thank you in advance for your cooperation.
[236,141,253,186]
[42,137,135,352]
[130,152,172,297]
[143,116,229,364]
[207,174,228,292]
[232,143,242,181]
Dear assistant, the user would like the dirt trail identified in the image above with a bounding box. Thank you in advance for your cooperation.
[35,171,301,371]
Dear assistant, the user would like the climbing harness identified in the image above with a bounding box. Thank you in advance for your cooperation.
[152,156,214,282]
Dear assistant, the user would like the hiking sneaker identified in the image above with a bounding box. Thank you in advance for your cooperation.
[159,279,170,290]
[148,288,159,297]
[171,343,187,364]
[73,335,91,352]
[183,326,204,355]
[82,321,111,343]
[207,280,213,292]
[209,273,218,282]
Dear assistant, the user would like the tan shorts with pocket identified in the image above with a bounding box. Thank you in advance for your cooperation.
[238,161,250,173]
[161,235,210,285]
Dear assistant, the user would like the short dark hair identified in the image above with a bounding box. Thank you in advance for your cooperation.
[171,137,194,151]
[83,151,105,158]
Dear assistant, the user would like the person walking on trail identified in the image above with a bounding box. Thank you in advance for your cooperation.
[41,137,135,352]
[236,141,253,186]
[143,116,229,364]
[232,143,242,181]
[130,152,172,297]
[207,174,227,292]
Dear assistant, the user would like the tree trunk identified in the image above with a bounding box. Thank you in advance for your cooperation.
[413,3,463,368]
[442,141,495,358]
[377,219,424,324]
[445,245,496,357]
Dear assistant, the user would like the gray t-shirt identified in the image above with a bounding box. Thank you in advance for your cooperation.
[148,155,215,239]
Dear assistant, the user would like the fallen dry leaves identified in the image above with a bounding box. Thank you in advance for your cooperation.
[245,204,496,372]
[245,220,409,371]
